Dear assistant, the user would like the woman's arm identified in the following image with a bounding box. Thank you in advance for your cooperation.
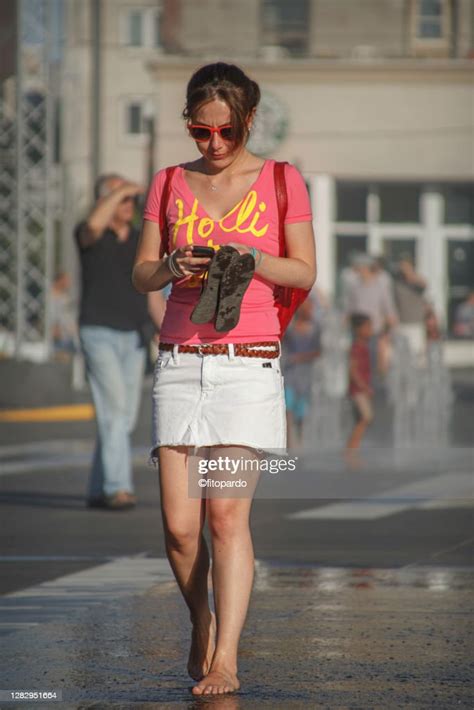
[132,220,172,293]
[230,220,317,291]
[132,219,211,293]
[147,290,167,330]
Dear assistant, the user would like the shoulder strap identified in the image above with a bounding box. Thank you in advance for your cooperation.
[273,161,288,257]
[273,161,310,331]
[158,165,178,258]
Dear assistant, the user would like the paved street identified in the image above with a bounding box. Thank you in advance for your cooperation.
[0,372,473,707]
[1,561,472,708]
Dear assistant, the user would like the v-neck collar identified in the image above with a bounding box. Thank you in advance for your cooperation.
[179,159,269,222]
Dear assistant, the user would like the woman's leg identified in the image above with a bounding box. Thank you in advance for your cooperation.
[192,445,259,696]
[158,445,216,680]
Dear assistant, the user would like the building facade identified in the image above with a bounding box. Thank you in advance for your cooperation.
[62,0,474,329]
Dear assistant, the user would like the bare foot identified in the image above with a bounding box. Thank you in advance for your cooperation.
[187,611,216,681]
[191,667,240,696]
[344,449,365,470]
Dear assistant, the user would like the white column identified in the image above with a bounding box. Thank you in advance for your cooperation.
[368,189,381,255]
[312,174,335,300]
[420,190,446,325]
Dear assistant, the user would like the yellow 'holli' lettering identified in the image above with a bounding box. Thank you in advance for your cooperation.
[197,217,214,239]
[172,192,269,245]
[220,192,268,238]
[172,198,202,246]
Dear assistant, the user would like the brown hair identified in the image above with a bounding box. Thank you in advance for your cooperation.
[350,313,371,332]
[182,62,261,147]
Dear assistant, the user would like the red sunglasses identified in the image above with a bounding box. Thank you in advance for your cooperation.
[188,124,233,142]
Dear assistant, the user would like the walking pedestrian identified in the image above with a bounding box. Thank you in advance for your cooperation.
[393,253,428,359]
[50,271,77,357]
[345,313,374,459]
[425,307,442,343]
[283,297,321,449]
[133,62,316,695]
[344,253,397,375]
[75,174,164,510]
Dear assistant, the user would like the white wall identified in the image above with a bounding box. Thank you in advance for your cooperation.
[151,60,474,180]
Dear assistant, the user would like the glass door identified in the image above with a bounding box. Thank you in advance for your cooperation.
[447,239,474,334]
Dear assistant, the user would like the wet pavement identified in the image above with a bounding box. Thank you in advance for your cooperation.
[1,558,473,708]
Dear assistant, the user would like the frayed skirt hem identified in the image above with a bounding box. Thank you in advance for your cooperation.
[148,441,288,469]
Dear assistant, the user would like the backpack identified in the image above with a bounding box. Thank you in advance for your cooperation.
[157,161,310,336]
[272,161,311,335]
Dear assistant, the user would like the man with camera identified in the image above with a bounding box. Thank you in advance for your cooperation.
[75,174,164,510]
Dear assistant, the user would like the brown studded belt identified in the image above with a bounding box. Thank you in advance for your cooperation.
[159,341,280,359]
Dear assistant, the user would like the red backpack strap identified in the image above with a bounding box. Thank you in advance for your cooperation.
[273,160,310,332]
[158,165,178,259]
[274,161,288,257]
[273,161,291,309]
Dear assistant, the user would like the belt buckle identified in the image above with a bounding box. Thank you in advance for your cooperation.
[197,344,210,356]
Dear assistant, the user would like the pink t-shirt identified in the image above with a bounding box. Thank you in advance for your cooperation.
[143,159,312,344]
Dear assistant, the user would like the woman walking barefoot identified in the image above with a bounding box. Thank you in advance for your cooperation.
[133,62,316,696]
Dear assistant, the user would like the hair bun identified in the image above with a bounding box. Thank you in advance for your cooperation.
[249,80,261,111]
[183,63,261,148]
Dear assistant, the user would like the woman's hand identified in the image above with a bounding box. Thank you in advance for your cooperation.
[167,246,211,279]
[117,181,145,200]
[227,242,265,271]
[227,242,252,255]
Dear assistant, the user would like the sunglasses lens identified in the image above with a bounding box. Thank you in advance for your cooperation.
[190,126,211,141]
[220,126,233,140]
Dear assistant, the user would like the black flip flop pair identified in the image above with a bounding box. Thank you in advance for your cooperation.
[190,245,255,332]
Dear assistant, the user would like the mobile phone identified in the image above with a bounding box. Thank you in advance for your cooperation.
[192,246,215,258]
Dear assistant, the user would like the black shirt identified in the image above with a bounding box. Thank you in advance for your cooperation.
[74,222,149,332]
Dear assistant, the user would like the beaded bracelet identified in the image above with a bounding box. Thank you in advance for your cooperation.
[249,246,264,269]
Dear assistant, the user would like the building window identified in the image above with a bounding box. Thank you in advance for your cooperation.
[411,0,451,54]
[122,7,161,48]
[261,0,310,57]
[417,0,444,38]
[379,184,421,223]
[127,103,144,134]
[128,10,143,47]
[447,240,474,333]
[336,183,368,222]
[443,184,474,225]
[124,98,154,136]
[333,180,474,330]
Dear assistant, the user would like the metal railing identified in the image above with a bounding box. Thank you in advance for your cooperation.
[0,0,55,361]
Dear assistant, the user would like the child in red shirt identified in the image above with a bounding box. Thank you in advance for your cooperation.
[346,313,374,455]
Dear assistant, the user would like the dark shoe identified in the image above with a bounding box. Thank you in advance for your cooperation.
[104,491,137,510]
[214,253,255,332]
[86,495,107,509]
[190,246,239,324]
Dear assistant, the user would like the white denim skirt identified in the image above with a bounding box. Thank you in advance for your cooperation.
[150,345,286,460]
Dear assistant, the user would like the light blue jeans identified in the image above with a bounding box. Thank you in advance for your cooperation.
[79,326,146,498]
